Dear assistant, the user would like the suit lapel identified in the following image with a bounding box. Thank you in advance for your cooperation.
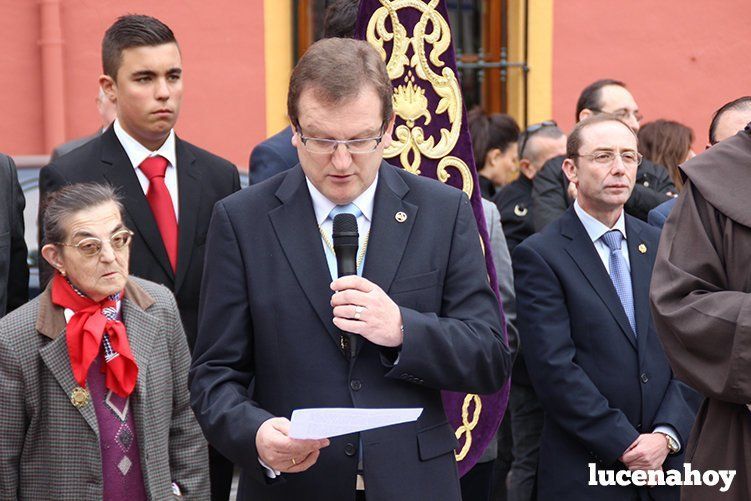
[39,329,101,437]
[626,218,653,360]
[269,168,341,350]
[174,138,201,294]
[561,209,637,350]
[363,163,415,296]
[100,128,175,282]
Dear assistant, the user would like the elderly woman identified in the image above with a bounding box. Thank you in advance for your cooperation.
[0,183,209,499]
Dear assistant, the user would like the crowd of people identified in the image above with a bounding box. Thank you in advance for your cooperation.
[1,3,751,501]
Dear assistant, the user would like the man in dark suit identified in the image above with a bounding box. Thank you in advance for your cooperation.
[0,153,29,318]
[532,79,675,231]
[248,0,360,185]
[513,114,693,500]
[190,38,510,501]
[37,14,240,500]
[50,88,117,161]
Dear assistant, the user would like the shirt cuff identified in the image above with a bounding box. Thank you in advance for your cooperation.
[653,425,681,453]
[259,458,281,478]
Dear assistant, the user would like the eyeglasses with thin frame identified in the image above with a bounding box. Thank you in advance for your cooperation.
[295,122,387,155]
[56,229,134,257]
[519,120,558,159]
[571,150,643,167]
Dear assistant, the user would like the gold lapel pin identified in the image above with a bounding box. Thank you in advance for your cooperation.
[513,204,528,217]
[638,243,647,254]
[70,386,90,408]
[395,211,407,223]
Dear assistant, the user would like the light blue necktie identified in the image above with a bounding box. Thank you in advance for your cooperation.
[324,203,364,280]
[601,230,637,335]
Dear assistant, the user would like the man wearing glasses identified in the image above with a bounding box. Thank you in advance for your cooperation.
[532,79,675,231]
[513,114,692,500]
[190,38,510,501]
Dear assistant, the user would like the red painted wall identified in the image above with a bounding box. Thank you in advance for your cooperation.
[0,1,265,169]
[553,1,749,150]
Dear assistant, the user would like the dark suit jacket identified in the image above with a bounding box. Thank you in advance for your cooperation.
[647,198,676,229]
[513,208,693,501]
[50,130,100,161]
[38,126,241,349]
[248,126,298,185]
[0,154,28,318]
[189,163,511,501]
[532,156,675,231]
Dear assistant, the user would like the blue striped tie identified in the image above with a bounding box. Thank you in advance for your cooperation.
[601,230,636,335]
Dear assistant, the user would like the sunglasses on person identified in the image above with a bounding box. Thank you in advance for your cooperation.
[519,120,558,159]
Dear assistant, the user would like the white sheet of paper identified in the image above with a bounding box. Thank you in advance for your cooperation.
[289,407,423,440]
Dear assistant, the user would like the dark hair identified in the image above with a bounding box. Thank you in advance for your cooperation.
[323,0,360,38]
[467,107,520,171]
[638,120,693,191]
[287,38,393,128]
[708,96,751,145]
[567,113,636,160]
[575,78,626,122]
[102,14,177,78]
[44,184,125,245]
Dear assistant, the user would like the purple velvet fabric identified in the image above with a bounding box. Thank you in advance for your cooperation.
[356,0,511,477]
[87,353,147,501]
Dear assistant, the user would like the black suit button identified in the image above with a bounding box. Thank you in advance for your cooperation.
[344,442,357,457]
[640,373,649,383]
[636,423,642,430]
[350,379,362,391]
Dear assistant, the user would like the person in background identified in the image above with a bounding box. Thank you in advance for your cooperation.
[248,0,361,185]
[0,152,29,318]
[532,79,675,230]
[648,96,751,229]
[0,183,209,499]
[467,107,520,200]
[51,87,118,161]
[494,121,566,254]
[638,119,694,193]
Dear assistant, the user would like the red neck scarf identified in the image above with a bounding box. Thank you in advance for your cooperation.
[51,274,138,397]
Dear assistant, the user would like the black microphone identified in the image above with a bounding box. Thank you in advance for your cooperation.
[332,213,359,358]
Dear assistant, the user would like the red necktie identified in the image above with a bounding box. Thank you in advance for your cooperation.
[139,155,178,271]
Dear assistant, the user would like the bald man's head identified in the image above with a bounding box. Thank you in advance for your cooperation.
[709,97,751,145]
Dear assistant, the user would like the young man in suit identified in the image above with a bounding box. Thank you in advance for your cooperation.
[37,14,240,500]
[190,38,510,501]
[513,114,693,500]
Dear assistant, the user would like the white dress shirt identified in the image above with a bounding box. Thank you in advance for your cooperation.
[572,200,681,452]
[113,119,180,220]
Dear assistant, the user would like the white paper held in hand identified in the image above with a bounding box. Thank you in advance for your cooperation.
[289,407,423,439]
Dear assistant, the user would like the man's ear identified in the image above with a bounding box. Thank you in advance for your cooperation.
[562,158,578,184]
[578,109,593,122]
[99,75,117,105]
[518,158,535,179]
[291,123,300,148]
[381,114,397,149]
[41,244,64,275]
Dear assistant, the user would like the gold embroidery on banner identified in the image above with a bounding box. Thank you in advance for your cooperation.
[455,393,482,461]
[367,0,472,194]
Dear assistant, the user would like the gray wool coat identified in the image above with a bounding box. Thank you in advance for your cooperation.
[0,277,209,500]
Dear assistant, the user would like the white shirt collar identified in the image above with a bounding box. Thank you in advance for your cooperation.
[113,119,177,169]
[306,173,378,225]
[573,199,627,243]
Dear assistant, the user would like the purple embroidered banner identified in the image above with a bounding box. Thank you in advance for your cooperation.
[355,0,510,476]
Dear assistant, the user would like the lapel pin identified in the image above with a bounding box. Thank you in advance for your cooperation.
[70,386,90,408]
[638,243,647,254]
[395,211,407,223]
[513,204,528,217]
